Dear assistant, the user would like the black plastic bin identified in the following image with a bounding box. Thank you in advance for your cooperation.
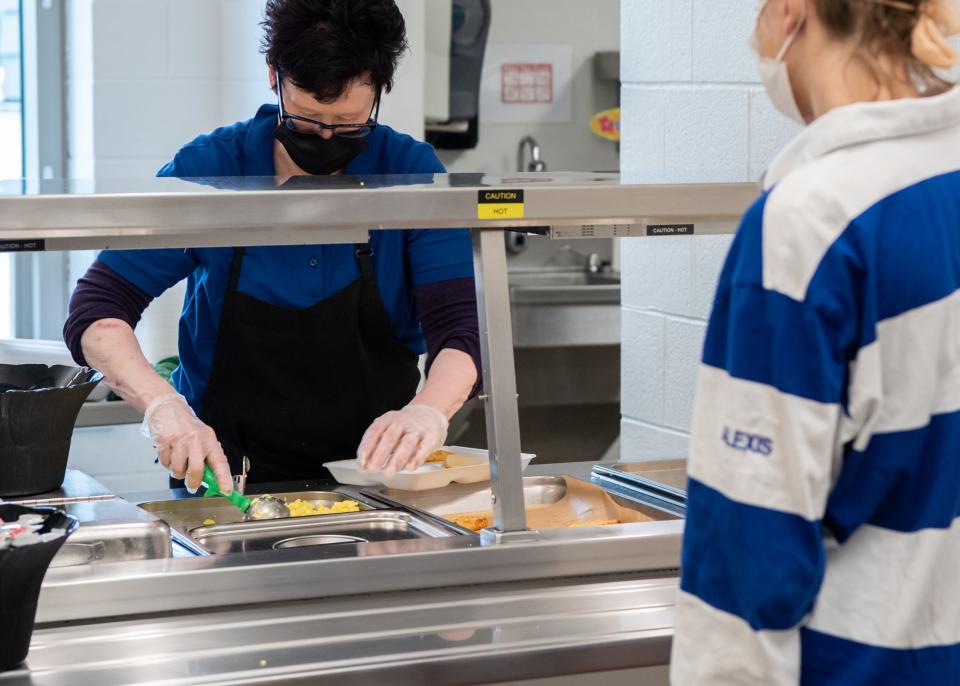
[0,504,77,671]
[0,365,103,497]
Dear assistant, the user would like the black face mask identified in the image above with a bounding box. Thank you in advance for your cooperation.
[274,124,367,176]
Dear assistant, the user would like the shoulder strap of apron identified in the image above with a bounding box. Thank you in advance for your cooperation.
[355,243,375,279]
[227,248,245,292]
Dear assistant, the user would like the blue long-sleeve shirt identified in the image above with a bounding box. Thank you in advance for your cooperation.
[672,87,960,685]
[70,105,477,411]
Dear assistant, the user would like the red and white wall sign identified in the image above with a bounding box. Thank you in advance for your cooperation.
[481,44,573,124]
[501,63,554,105]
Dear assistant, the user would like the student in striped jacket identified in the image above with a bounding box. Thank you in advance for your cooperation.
[672,0,960,683]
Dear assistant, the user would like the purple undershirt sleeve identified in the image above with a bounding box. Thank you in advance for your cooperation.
[413,277,483,398]
[63,259,154,366]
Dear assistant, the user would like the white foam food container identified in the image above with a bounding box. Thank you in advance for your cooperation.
[324,446,536,491]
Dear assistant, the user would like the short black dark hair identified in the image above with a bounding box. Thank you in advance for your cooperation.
[261,0,408,102]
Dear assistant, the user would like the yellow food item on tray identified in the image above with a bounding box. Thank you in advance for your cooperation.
[287,499,362,517]
[442,453,484,469]
[448,514,492,532]
[424,449,484,469]
[202,518,216,526]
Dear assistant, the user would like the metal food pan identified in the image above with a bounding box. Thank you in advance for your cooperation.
[592,460,688,500]
[189,510,455,555]
[51,499,172,567]
[137,491,373,532]
[370,476,567,514]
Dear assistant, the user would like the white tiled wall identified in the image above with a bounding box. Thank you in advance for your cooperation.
[618,1,801,462]
[68,0,260,179]
[67,0,427,179]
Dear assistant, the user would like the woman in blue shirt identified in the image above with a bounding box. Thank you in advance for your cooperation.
[64,0,480,493]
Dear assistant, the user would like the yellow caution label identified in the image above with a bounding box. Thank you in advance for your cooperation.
[478,204,525,220]
[477,189,525,220]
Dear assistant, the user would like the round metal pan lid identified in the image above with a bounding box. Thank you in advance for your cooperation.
[273,535,366,549]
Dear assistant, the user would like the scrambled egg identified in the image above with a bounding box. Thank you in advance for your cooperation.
[287,499,362,517]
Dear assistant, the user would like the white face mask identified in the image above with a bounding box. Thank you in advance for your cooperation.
[751,3,806,125]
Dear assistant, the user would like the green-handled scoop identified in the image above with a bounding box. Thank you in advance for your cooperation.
[201,465,290,520]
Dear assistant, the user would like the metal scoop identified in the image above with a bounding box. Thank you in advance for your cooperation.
[201,465,290,520]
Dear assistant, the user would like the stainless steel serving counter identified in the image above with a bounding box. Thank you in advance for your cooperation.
[2,172,746,540]
[2,463,683,685]
[0,174,734,683]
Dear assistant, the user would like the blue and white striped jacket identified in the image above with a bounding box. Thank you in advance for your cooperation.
[672,87,960,685]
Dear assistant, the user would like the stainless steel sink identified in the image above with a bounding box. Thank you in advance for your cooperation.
[189,510,457,555]
[508,269,621,348]
[509,270,621,289]
[509,269,621,305]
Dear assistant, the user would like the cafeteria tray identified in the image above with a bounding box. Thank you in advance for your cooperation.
[366,476,681,534]
[188,510,456,555]
[137,491,373,532]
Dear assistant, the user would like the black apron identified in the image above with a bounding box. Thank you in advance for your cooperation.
[181,244,421,486]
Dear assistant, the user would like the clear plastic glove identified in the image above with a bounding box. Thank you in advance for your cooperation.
[357,403,449,477]
[140,393,233,494]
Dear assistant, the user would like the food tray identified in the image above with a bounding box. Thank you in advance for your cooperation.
[324,445,536,491]
[369,476,681,533]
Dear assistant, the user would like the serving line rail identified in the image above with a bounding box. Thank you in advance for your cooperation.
[0,174,756,249]
[0,172,755,540]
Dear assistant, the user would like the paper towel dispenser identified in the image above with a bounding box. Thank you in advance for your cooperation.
[425,0,491,150]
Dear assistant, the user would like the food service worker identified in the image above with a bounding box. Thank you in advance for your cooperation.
[63,0,481,493]
[671,0,960,684]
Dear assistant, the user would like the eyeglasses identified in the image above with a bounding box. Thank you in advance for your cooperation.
[276,71,380,139]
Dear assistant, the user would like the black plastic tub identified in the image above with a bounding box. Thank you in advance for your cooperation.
[0,504,77,671]
[0,365,103,497]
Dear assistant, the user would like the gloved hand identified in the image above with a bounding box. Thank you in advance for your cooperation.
[357,403,449,477]
[141,393,233,494]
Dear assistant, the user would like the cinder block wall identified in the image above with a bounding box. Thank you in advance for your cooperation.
[618,2,800,461]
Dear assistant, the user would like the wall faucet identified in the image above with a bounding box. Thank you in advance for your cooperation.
[587,253,603,274]
[517,136,547,172]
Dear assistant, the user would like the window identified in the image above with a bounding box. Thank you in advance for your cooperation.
[0,1,66,341]
[0,0,21,338]
[0,0,21,179]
